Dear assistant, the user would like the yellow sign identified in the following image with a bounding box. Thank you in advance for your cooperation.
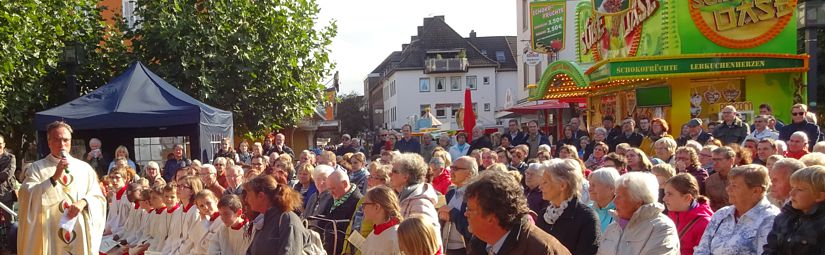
[689,0,795,49]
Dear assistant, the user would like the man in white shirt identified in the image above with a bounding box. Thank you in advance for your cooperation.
[745,115,778,143]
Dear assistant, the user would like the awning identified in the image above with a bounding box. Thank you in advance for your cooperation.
[504,100,586,114]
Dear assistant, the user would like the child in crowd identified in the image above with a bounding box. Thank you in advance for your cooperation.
[175,176,204,254]
[136,185,169,254]
[209,194,251,255]
[361,186,402,255]
[104,167,132,237]
[191,190,225,254]
[160,184,184,254]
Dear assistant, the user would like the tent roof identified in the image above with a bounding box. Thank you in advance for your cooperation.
[35,62,232,131]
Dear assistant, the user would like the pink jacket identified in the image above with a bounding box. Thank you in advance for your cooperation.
[667,199,713,255]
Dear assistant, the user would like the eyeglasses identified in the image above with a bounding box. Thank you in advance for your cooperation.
[792,112,806,116]
[179,185,193,190]
[711,157,727,162]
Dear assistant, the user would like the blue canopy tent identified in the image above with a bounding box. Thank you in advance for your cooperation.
[34,62,233,172]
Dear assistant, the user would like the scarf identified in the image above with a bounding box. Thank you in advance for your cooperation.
[329,185,357,213]
[398,183,421,203]
[543,197,572,225]
[373,217,400,235]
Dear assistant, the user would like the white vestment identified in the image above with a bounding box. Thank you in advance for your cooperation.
[18,154,107,254]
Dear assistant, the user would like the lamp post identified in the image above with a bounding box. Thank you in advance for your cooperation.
[798,0,825,112]
[60,41,85,99]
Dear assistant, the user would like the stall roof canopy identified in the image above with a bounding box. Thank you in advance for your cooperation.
[35,61,233,131]
[504,99,586,114]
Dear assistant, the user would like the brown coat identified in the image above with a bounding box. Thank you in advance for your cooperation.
[469,216,571,255]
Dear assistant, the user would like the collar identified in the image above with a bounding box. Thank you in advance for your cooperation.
[134,201,141,209]
[728,197,773,221]
[46,153,63,164]
[115,186,128,200]
[167,203,182,213]
[183,202,196,213]
[372,217,400,235]
[486,230,511,255]
[252,213,265,230]
[209,212,220,222]
[231,217,249,230]
[154,206,167,214]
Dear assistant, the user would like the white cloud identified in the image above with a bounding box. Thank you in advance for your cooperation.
[316,0,517,95]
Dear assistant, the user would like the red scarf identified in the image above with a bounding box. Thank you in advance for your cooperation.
[167,203,181,213]
[231,218,249,230]
[183,202,196,213]
[373,217,400,235]
[209,212,220,222]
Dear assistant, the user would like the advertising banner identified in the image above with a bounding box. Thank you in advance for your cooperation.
[530,0,566,53]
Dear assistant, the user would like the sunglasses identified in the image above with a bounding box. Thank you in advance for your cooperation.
[792,112,806,116]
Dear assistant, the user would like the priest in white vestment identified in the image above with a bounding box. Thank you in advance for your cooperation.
[18,121,107,254]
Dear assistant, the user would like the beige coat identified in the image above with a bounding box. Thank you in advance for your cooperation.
[597,203,680,255]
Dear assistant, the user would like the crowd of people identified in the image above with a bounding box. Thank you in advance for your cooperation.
[4,101,825,255]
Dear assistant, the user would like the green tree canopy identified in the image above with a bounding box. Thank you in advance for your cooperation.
[127,0,337,137]
[337,92,369,136]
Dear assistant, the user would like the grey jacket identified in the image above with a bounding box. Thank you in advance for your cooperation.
[247,207,305,255]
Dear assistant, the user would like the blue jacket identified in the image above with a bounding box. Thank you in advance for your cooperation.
[394,137,421,154]
[779,120,821,150]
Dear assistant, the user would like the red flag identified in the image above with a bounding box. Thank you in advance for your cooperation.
[463,88,476,141]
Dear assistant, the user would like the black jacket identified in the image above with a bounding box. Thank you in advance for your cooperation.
[609,132,643,150]
[468,135,493,153]
[779,121,822,151]
[677,132,713,146]
[504,131,527,146]
[713,118,750,145]
[764,202,825,255]
[535,198,600,255]
[0,151,16,204]
[317,187,363,255]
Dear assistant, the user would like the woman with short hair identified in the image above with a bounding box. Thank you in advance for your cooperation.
[764,165,825,255]
[108,145,137,173]
[585,142,608,170]
[538,159,600,255]
[523,163,548,214]
[663,173,713,255]
[694,164,780,255]
[597,172,679,255]
[588,167,620,233]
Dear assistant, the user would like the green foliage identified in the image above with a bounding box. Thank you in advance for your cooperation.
[0,0,131,163]
[336,92,369,136]
[127,0,337,137]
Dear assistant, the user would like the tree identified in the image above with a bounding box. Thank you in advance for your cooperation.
[337,92,369,136]
[0,1,130,166]
[127,0,337,137]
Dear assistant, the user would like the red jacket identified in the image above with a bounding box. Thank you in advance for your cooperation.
[667,199,713,255]
[432,168,452,195]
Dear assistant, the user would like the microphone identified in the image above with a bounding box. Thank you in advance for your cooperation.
[60,150,70,174]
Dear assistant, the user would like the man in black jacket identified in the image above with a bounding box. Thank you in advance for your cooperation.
[678,118,713,146]
[468,126,493,153]
[318,169,362,255]
[609,118,643,149]
[504,119,526,146]
[779,104,821,151]
[602,116,622,143]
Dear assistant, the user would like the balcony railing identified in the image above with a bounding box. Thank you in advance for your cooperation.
[424,58,469,74]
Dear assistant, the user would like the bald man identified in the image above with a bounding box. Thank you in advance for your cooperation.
[320,169,363,255]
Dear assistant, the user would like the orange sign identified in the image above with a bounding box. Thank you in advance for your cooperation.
[689,0,796,49]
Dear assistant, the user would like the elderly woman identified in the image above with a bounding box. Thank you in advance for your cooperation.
[391,153,440,226]
[585,142,608,170]
[293,163,316,208]
[143,161,166,188]
[428,156,452,195]
[764,165,825,254]
[663,173,713,255]
[699,145,718,173]
[653,137,678,165]
[302,165,334,219]
[597,172,679,255]
[244,175,306,255]
[537,159,600,255]
[438,156,479,254]
[588,167,620,233]
[694,164,780,255]
[673,147,709,192]
[625,148,653,172]
[524,163,548,214]
[237,141,252,165]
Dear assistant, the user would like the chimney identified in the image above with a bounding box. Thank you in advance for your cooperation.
[411,36,418,42]
[433,15,445,22]
[470,30,476,38]
[417,26,423,37]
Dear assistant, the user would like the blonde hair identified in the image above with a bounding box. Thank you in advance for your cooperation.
[729,164,771,194]
[790,165,825,194]
[397,216,439,255]
[432,150,452,168]
[651,164,677,180]
[486,163,509,172]
[799,152,825,167]
[364,186,402,221]
[114,145,130,159]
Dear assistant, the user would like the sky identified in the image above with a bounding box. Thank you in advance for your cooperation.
[315,0,518,95]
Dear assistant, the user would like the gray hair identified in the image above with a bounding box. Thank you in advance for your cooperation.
[394,153,428,185]
[201,164,217,174]
[813,141,825,153]
[227,165,244,175]
[526,163,544,175]
[329,169,351,186]
[616,172,659,204]
[89,138,102,146]
[800,152,825,167]
[146,161,159,170]
[772,158,806,175]
[685,140,703,153]
[775,140,788,152]
[214,157,227,165]
[729,164,770,194]
[654,137,678,153]
[455,156,479,177]
[791,131,810,143]
[313,164,334,180]
[544,159,584,199]
[594,127,607,135]
[589,167,620,189]
[430,156,446,169]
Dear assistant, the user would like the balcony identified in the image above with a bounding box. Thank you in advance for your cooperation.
[424,58,469,74]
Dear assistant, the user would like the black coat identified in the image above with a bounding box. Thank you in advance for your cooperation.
[677,132,713,146]
[609,132,643,150]
[535,198,600,255]
[0,151,16,204]
[504,131,527,146]
[779,121,822,151]
[317,188,363,255]
[764,202,825,255]
[468,135,493,153]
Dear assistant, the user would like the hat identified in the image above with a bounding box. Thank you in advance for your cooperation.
[686,118,702,127]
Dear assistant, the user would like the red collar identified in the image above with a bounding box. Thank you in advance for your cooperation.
[183,202,196,213]
[786,150,808,159]
[167,203,181,213]
[231,218,249,230]
[373,217,400,235]
[154,207,167,214]
[134,201,141,209]
[209,212,220,222]
[115,186,128,200]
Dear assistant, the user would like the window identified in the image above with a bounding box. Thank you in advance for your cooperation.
[123,0,141,29]
[420,104,430,117]
[450,76,461,91]
[391,81,396,96]
[483,76,490,85]
[466,76,478,90]
[436,108,446,118]
[480,49,488,57]
[134,136,190,168]
[496,51,506,62]
[435,77,446,92]
[484,103,491,112]
[451,105,461,118]
[419,78,430,92]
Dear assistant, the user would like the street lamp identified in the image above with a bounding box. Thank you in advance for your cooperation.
[60,41,85,99]
[798,0,825,111]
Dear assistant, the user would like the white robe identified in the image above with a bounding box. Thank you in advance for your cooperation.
[208,219,251,255]
[106,186,132,237]
[18,154,107,254]
[160,204,186,254]
[119,202,144,244]
[173,203,200,254]
[146,207,169,252]
[193,216,225,255]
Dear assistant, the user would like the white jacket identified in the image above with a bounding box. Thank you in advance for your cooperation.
[597,203,680,255]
